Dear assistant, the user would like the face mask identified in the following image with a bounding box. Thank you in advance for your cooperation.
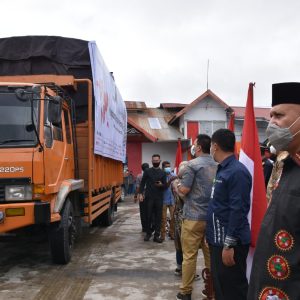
[210,146,216,161]
[164,167,171,174]
[270,145,276,155]
[266,116,300,151]
[152,162,160,168]
[190,145,196,157]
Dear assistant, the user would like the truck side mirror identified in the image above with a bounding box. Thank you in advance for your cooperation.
[48,96,62,124]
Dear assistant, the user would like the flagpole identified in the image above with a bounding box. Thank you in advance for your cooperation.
[206,59,209,90]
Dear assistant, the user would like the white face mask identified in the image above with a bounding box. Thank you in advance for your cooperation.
[270,145,276,155]
[210,147,216,161]
[266,115,300,151]
[190,145,196,157]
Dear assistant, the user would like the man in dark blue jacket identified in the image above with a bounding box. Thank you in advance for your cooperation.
[206,129,252,300]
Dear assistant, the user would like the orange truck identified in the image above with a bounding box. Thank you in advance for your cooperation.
[0,36,127,263]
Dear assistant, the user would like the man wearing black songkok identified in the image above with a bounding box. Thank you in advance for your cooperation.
[248,82,300,300]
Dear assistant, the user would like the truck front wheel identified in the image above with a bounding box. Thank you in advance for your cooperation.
[49,199,76,264]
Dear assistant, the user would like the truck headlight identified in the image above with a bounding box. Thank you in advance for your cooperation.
[5,185,32,201]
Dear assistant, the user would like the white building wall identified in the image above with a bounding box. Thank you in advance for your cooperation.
[257,121,269,142]
[184,96,227,121]
[235,121,243,142]
[142,142,188,170]
[179,96,228,137]
[179,117,185,136]
[235,120,268,142]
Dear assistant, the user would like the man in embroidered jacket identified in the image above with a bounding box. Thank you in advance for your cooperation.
[248,82,300,300]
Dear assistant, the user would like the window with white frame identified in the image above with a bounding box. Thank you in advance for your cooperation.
[199,121,226,136]
[200,121,212,136]
[213,121,226,132]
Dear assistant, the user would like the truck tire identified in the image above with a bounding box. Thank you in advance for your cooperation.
[74,215,82,239]
[101,200,115,227]
[49,199,76,264]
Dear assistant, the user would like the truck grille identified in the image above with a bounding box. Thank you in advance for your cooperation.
[0,184,4,201]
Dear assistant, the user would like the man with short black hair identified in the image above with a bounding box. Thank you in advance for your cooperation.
[206,128,252,300]
[176,134,217,300]
[139,154,167,243]
[248,82,300,299]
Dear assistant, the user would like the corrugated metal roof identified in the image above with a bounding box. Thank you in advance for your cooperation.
[127,118,157,142]
[160,103,187,109]
[125,101,147,110]
[125,98,271,143]
[128,108,185,142]
[232,106,271,120]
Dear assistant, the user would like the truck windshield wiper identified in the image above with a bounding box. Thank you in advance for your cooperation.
[0,139,35,145]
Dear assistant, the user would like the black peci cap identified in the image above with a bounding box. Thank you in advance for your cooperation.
[272,82,300,107]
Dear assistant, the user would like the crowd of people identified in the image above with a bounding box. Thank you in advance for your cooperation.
[128,82,300,300]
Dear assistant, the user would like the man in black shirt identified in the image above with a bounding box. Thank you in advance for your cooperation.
[134,163,149,232]
[138,154,167,243]
[248,82,300,300]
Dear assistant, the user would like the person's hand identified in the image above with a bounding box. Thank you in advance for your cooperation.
[133,195,138,203]
[138,194,144,202]
[222,248,235,266]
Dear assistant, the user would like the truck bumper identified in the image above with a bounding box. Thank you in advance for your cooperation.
[0,202,52,233]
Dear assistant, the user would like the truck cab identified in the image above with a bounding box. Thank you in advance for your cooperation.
[0,79,83,263]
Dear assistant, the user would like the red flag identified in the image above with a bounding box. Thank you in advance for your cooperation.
[239,83,267,246]
[174,139,182,174]
[239,83,267,278]
[228,112,235,132]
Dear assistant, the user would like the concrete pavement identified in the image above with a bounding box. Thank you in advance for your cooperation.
[0,196,205,300]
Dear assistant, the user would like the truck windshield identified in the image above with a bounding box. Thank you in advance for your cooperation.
[0,92,38,148]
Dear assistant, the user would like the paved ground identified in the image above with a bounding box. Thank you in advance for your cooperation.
[0,196,205,300]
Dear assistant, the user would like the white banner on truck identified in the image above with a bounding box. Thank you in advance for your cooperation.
[88,41,127,162]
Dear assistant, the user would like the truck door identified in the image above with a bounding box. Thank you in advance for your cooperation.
[43,101,73,193]
[62,108,74,179]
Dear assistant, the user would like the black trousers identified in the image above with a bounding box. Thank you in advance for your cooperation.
[139,200,147,231]
[209,244,249,300]
[145,197,163,237]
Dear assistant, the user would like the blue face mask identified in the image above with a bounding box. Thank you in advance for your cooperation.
[164,167,171,174]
